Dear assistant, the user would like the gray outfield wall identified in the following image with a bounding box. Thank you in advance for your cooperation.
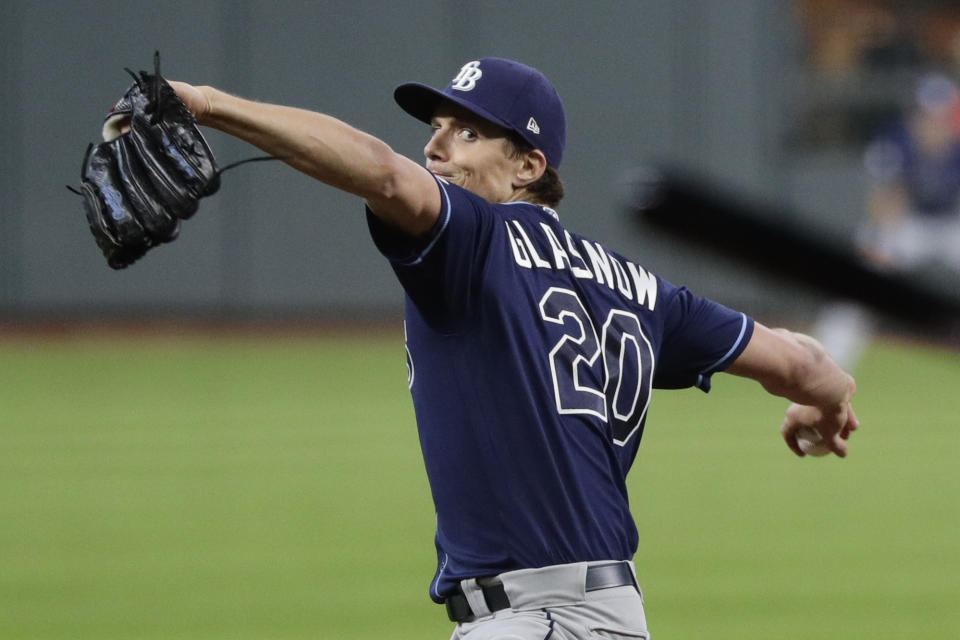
[0,1,861,324]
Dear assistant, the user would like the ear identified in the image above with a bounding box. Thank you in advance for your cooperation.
[514,149,547,188]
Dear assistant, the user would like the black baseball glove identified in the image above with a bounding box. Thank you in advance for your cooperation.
[69,52,220,269]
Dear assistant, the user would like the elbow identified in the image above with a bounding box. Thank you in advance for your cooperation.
[367,147,421,207]
[358,143,404,200]
[364,150,440,236]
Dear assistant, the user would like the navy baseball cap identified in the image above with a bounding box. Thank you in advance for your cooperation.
[394,57,566,167]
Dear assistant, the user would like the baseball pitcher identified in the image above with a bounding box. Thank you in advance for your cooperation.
[77,56,858,638]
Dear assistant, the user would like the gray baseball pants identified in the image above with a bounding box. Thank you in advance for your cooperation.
[448,561,650,640]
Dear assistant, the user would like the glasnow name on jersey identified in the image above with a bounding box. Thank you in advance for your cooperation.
[504,218,658,311]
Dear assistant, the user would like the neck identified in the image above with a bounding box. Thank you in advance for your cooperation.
[504,187,543,206]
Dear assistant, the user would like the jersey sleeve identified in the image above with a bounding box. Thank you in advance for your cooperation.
[366,178,494,327]
[653,283,754,392]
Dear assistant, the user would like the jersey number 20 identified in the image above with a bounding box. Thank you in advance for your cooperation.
[539,287,654,446]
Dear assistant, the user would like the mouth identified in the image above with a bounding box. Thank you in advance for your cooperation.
[427,165,455,179]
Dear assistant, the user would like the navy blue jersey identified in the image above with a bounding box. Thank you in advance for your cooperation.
[367,179,753,602]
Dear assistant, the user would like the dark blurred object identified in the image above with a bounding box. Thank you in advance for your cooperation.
[626,166,960,335]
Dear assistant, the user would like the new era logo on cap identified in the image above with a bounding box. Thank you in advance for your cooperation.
[393,57,567,167]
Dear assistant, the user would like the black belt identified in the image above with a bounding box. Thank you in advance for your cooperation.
[445,561,636,623]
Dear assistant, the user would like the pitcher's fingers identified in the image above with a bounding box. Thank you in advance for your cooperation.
[841,404,860,439]
[829,433,849,457]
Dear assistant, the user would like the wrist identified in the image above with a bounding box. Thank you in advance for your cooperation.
[194,86,215,126]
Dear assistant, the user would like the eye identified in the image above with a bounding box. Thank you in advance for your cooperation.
[457,128,478,141]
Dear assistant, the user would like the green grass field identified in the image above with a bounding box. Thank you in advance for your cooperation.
[1,329,957,639]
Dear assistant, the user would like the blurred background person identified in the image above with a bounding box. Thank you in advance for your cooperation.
[858,72,960,269]
[815,72,960,369]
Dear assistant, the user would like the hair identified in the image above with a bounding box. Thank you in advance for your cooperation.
[505,133,565,207]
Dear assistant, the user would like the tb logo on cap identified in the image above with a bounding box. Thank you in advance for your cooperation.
[451,60,482,91]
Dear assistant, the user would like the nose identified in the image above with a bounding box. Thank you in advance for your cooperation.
[424,127,447,162]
